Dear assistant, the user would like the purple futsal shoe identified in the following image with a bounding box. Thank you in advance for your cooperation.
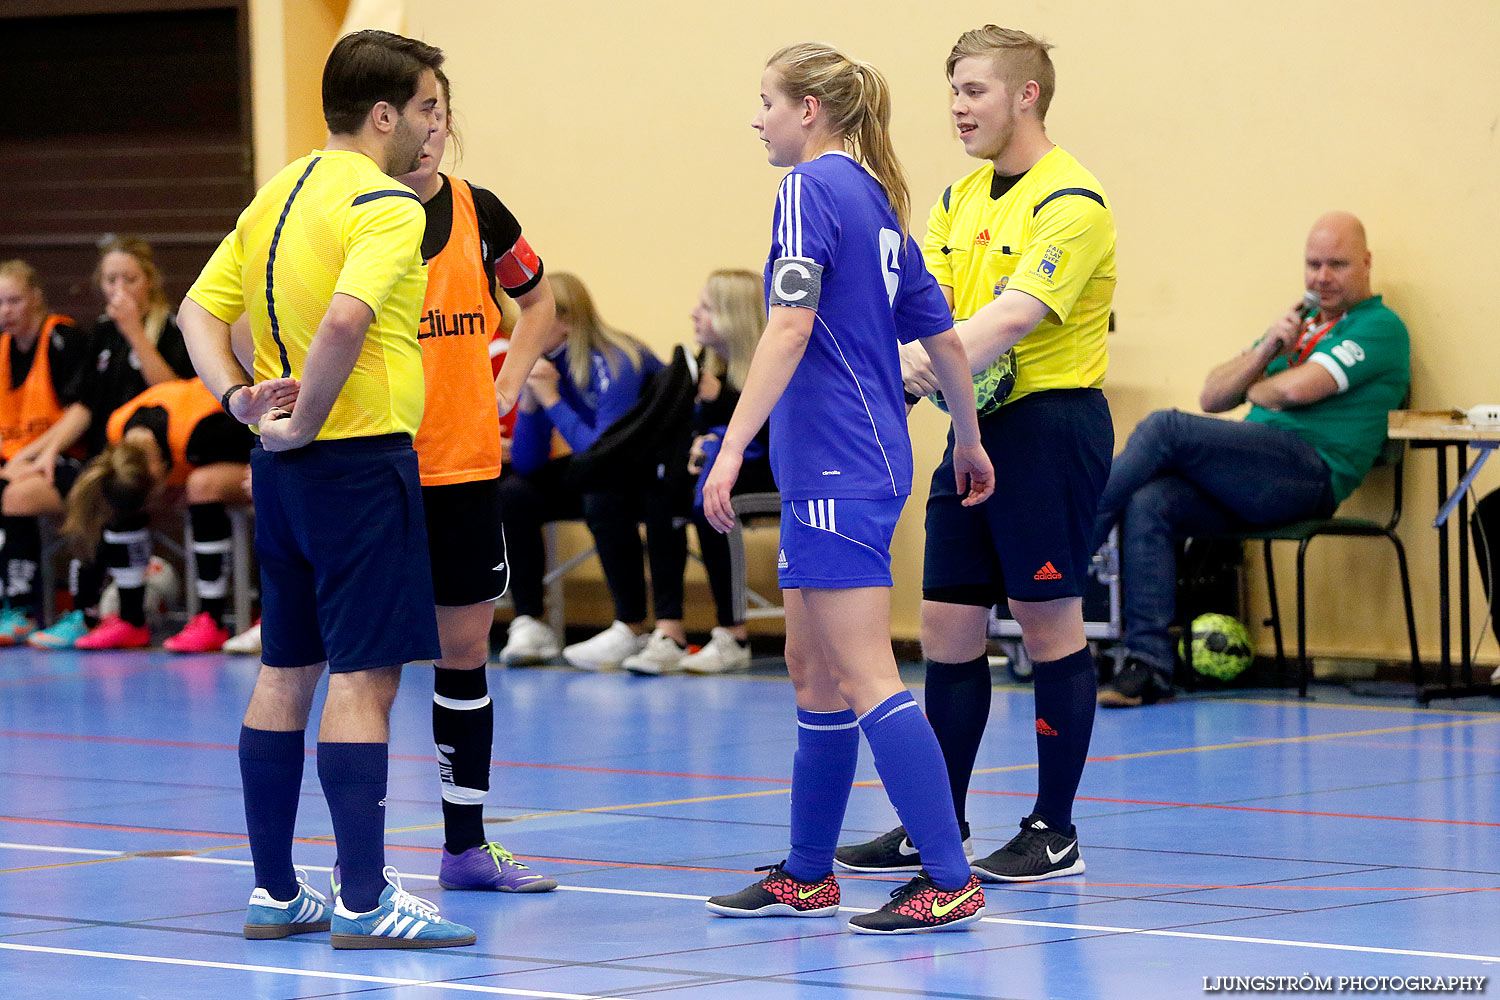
[439,842,558,893]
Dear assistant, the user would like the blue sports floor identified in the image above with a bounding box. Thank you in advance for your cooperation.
[1,649,1497,999]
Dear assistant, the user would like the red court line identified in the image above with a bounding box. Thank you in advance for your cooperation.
[970,788,1500,828]
[0,729,789,784]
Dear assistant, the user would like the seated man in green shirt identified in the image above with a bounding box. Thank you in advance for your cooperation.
[1096,212,1410,706]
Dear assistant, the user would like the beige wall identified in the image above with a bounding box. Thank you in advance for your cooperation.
[250,0,348,185]
[264,1,1500,661]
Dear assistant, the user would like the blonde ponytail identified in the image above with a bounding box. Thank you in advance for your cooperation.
[767,44,911,234]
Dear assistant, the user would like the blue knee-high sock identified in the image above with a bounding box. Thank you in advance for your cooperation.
[858,691,969,890]
[783,708,859,883]
[238,726,305,901]
[1031,647,1097,832]
[317,742,388,913]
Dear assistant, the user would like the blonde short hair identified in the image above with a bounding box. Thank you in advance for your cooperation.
[946,26,1056,122]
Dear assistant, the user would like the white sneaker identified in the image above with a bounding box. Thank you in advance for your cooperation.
[563,621,646,671]
[223,621,262,655]
[622,629,688,675]
[681,627,753,674]
[499,614,560,665]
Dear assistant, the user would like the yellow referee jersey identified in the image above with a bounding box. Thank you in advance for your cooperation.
[925,146,1116,403]
[187,148,428,440]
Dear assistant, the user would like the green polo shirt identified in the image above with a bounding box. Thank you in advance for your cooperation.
[1245,295,1410,504]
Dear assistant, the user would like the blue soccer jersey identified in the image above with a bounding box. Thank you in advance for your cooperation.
[763,153,952,501]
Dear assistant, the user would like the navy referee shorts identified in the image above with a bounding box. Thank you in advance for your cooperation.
[923,388,1112,606]
[252,433,441,672]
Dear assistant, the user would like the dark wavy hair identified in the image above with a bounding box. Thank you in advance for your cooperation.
[322,29,444,135]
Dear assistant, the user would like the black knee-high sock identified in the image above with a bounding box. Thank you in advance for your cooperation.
[69,556,106,624]
[102,513,151,626]
[1031,647,1097,832]
[0,515,41,616]
[923,654,991,827]
[189,503,232,625]
[433,666,492,854]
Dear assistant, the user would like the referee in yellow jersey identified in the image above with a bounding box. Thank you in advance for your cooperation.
[179,30,475,950]
[838,26,1117,886]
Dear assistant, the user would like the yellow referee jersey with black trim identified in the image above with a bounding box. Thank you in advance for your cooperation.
[187,148,428,441]
[925,146,1116,404]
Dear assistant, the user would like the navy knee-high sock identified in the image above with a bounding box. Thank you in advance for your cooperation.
[238,726,305,901]
[923,655,991,826]
[783,708,858,883]
[317,742,388,912]
[433,666,492,854]
[1031,647,1097,832]
[858,691,969,890]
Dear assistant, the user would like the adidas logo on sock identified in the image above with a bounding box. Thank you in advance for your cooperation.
[1035,717,1058,736]
[1033,561,1063,581]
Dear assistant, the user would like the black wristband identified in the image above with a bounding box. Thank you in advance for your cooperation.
[221,383,250,419]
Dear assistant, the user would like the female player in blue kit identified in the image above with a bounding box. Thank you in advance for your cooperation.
[701,42,994,934]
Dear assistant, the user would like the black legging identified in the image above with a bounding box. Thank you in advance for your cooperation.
[497,457,686,624]
[692,455,776,628]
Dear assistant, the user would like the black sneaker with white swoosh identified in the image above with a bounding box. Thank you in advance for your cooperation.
[833,823,973,874]
[971,813,1085,882]
[847,871,985,934]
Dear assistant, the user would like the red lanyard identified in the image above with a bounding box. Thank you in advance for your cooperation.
[1292,316,1338,367]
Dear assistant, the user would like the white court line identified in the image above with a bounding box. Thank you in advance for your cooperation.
[7,841,1500,965]
[0,843,121,856]
[0,942,617,999]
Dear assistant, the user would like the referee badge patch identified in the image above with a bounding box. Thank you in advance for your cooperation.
[1032,244,1067,285]
[770,256,823,309]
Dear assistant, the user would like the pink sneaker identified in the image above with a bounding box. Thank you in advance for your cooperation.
[164,612,230,653]
[74,615,151,650]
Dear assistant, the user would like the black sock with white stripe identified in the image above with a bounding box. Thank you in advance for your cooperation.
[433,666,492,854]
[189,503,232,625]
[102,513,151,626]
[0,515,41,617]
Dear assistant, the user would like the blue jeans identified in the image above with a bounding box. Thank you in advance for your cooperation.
[1093,410,1335,670]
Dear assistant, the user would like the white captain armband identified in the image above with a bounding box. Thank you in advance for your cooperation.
[769,256,823,309]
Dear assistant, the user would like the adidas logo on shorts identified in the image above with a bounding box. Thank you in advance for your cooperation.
[777,549,788,569]
[1033,561,1063,581]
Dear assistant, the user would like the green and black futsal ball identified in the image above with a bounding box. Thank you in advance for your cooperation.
[1179,613,1253,681]
[930,347,1017,418]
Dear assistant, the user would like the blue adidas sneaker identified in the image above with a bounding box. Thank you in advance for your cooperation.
[243,869,331,939]
[329,866,476,950]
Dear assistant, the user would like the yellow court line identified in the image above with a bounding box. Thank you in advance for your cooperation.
[1085,715,1500,764]
[385,786,799,835]
[964,714,1500,775]
[1227,696,1500,717]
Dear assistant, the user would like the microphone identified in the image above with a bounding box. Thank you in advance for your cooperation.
[1294,290,1319,319]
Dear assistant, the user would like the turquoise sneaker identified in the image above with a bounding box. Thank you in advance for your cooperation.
[243,869,331,939]
[28,610,90,650]
[330,866,476,950]
[0,606,37,646]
